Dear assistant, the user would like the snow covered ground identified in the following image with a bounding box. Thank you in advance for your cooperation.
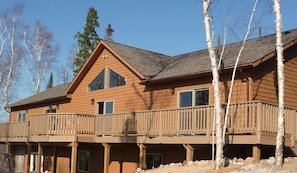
[137,157,297,173]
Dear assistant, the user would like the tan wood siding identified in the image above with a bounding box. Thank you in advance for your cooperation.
[252,45,297,108]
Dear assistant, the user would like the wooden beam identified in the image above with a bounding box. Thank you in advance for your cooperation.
[53,145,57,173]
[70,142,78,173]
[24,143,31,173]
[252,144,261,163]
[183,144,194,162]
[5,142,11,153]
[137,143,146,170]
[37,143,43,173]
[102,143,111,173]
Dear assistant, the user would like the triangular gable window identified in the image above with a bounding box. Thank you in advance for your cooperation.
[108,69,126,88]
[89,69,105,91]
[88,68,126,91]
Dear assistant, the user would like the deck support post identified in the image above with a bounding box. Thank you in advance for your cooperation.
[37,143,43,173]
[24,142,31,173]
[137,143,146,170]
[102,143,111,173]
[183,144,194,162]
[70,142,78,173]
[252,144,261,163]
[5,142,11,153]
[53,145,57,173]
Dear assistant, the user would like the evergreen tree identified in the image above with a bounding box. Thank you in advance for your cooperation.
[104,24,114,41]
[74,7,100,75]
[47,72,53,89]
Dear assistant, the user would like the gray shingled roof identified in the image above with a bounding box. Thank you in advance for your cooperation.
[6,29,297,108]
[151,29,297,81]
[104,41,171,77]
[5,83,70,108]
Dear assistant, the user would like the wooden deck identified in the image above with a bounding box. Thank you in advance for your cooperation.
[0,101,296,146]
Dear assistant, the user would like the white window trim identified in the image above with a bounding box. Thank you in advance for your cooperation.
[96,100,115,115]
[17,111,27,122]
[177,87,210,108]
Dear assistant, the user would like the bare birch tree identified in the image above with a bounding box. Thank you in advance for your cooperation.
[274,0,284,168]
[0,4,23,120]
[23,20,59,93]
[222,0,259,142]
[202,0,223,169]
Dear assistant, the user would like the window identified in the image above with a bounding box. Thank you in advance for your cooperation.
[109,69,126,88]
[89,69,105,91]
[88,68,126,91]
[97,101,114,114]
[146,153,162,169]
[78,150,90,172]
[45,107,56,113]
[17,112,26,122]
[179,88,209,107]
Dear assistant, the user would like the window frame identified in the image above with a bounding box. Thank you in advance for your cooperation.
[108,68,126,88]
[146,153,163,169]
[45,107,57,113]
[88,67,126,92]
[96,100,114,115]
[17,112,26,122]
[178,87,210,108]
[78,150,90,172]
[88,69,105,91]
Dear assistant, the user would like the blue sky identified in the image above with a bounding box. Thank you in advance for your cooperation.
[1,0,297,99]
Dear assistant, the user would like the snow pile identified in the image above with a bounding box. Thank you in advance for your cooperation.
[136,157,297,173]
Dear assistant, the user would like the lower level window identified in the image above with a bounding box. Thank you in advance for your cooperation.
[78,150,90,172]
[146,153,162,169]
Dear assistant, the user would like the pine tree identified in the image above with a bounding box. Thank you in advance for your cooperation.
[47,72,53,89]
[104,24,114,41]
[74,7,100,75]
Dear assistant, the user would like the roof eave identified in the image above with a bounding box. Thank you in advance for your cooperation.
[142,64,253,85]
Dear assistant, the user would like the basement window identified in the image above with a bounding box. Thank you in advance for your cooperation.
[78,150,90,172]
[146,153,162,169]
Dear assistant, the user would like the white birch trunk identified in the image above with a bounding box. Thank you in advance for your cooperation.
[274,0,285,168]
[0,12,19,111]
[222,0,259,142]
[202,0,223,169]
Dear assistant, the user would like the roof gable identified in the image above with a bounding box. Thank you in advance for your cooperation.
[66,40,171,94]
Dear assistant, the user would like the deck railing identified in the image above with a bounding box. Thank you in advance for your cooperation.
[30,113,95,135]
[0,101,296,141]
[95,101,297,137]
[0,122,29,139]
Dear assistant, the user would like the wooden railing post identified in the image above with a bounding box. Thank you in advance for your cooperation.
[256,101,262,143]
[159,111,163,142]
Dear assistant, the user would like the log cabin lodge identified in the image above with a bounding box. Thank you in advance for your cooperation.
[1,29,297,173]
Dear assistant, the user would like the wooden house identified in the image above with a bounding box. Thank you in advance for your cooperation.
[1,29,297,173]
